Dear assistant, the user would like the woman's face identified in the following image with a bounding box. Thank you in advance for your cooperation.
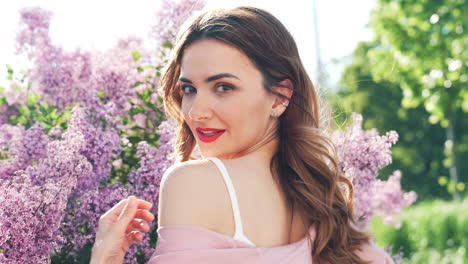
[178,39,277,159]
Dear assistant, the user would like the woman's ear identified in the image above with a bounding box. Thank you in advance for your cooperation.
[271,79,293,117]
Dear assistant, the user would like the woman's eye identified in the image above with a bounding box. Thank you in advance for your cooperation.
[216,84,233,93]
[180,85,196,94]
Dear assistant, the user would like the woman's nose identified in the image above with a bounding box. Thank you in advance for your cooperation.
[188,95,212,121]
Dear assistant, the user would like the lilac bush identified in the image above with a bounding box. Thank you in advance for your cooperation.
[0,125,91,263]
[0,1,414,263]
[1,1,203,263]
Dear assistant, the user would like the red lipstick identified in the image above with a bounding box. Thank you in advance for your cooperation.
[196,128,225,143]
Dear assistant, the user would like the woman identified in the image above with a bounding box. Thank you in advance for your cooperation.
[91,6,394,264]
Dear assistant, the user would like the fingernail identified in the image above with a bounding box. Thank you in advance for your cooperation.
[128,196,135,206]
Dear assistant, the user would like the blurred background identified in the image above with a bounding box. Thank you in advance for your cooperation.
[0,0,466,263]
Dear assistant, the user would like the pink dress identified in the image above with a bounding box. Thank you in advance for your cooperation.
[147,158,394,264]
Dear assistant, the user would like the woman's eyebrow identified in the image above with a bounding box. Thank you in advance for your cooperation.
[178,73,240,84]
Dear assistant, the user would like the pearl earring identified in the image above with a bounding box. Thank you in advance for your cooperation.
[272,111,278,117]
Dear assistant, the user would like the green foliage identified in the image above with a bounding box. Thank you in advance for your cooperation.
[335,0,468,199]
[1,64,72,133]
[369,0,467,125]
[370,197,468,263]
[5,93,72,132]
[109,50,168,183]
[334,41,467,199]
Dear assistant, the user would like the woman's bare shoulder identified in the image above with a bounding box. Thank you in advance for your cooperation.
[161,159,214,184]
[355,243,395,264]
[158,159,222,227]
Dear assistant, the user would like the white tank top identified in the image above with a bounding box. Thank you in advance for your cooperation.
[207,157,256,246]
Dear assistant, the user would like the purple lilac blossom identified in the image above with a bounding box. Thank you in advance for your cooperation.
[59,183,128,259]
[124,119,176,263]
[0,125,25,180]
[0,128,91,263]
[48,125,63,140]
[128,118,176,214]
[66,106,122,191]
[15,7,149,117]
[372,170,417,228]
[0,123,49,181]
[16,7,96,109]
[15,7,52,56]
[151,0,206,44]
[48,106,126,260]
[332,113,416,229]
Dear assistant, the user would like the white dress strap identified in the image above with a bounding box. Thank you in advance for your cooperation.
[207,157,256,246]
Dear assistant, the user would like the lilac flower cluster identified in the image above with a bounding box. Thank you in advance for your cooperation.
[0,123,49,180]
[151,0,206,44]
[124,119,176,263]
[332,113,417,228]
[15,7,93,109]
[14,7,148,117]
[0,126,91,263]
[372,170,417,228]
[65,106,122,190]
[52,106,129,259]
[15,7,52,56]
[59,183,128,258]
[127,119,176,215]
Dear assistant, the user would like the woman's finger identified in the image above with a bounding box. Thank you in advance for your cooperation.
[134,209,155,222]
[135,199,153,210]
[125,218,150,233]
[98,197,154,230]
[117,196,139,230]
[99,198,128,223]
[127,230,144,242]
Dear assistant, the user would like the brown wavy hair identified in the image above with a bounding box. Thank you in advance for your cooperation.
[159,6,372,264]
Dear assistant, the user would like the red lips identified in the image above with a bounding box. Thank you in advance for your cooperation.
[196,127,225,143]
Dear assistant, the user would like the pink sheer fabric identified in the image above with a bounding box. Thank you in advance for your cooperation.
[147,224,394,264]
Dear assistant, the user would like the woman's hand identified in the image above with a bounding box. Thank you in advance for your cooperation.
[90,196,155,264]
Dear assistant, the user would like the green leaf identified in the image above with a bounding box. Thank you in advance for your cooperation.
[146,120,154,128]
[17,115,28,124]
[39,105,48,116]
[132,50,141,62]
[18,106,30,117]
[7,115,17,123]
[56,110,71,124]
[144,101,157,109]
[128,106,145,116]
[6,64,13,75]
[132,81,144,88]
[97,91,106,99]
[141,89,151,102]
[162,40,173,49]
[27,93,39,107]
[128,136,141,144]
[49,109,59,120]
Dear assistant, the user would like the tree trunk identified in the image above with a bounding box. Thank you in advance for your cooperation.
[447,112,459,201]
